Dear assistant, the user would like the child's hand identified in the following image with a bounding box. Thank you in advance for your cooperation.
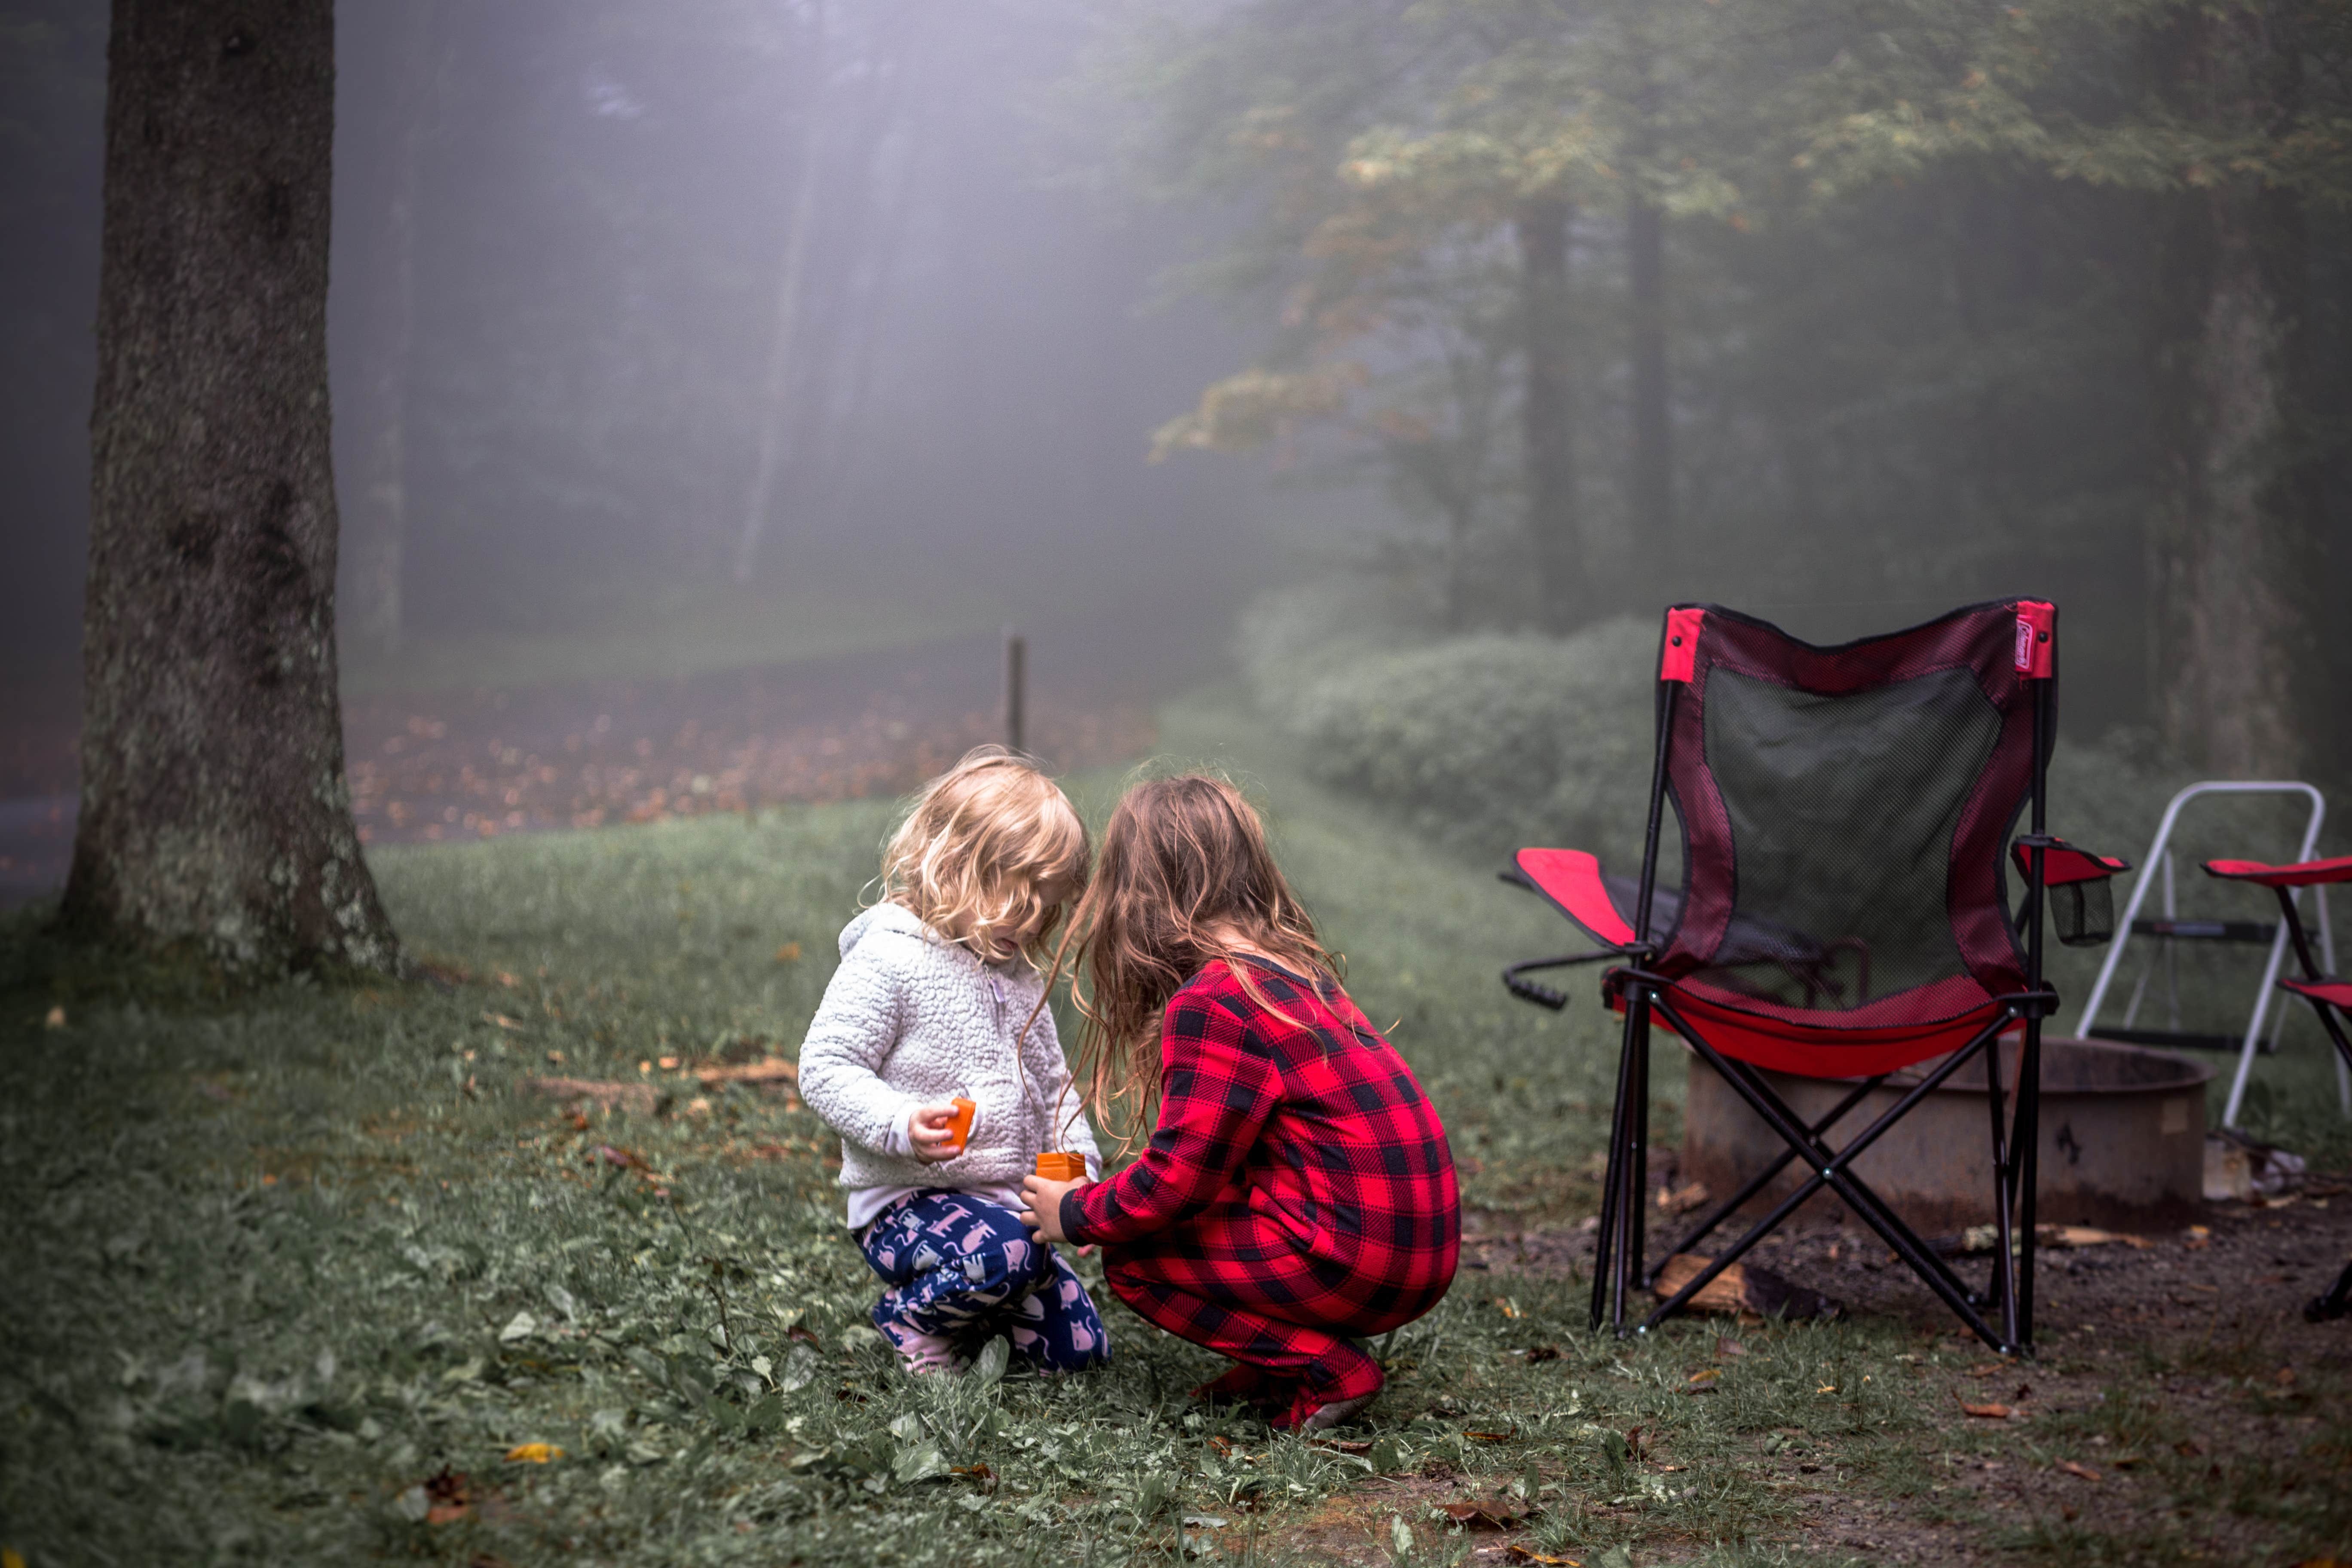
[906,1102,962,1162]
[1019,1173,1087,1245]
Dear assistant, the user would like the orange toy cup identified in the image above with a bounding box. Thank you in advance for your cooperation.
[943,1097,977,1156]
[1034,1151,1087,1182]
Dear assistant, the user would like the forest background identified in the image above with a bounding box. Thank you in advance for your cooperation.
[3,0,2346,799]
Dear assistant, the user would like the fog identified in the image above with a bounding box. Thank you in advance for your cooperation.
[4,0,2348,903]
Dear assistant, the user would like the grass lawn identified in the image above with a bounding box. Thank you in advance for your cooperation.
[6,691,2350,1566]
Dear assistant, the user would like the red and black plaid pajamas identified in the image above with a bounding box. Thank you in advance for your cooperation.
[1060,958,1458,1419]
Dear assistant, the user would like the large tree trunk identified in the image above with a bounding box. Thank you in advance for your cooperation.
[340,0,441,657]
[1518,196,1581,631]
[61,0,398,975]
[2145,5,2323,778]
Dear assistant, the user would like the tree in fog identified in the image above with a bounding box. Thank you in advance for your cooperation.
[63,0,397,974]
[1793,0,2350,776]
[1126,0,2351,767]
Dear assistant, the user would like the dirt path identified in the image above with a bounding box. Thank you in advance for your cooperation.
[1455,1183,2352,1565]
[0,609,1218,907]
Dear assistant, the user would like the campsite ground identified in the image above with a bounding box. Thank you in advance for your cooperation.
[5,690,2350,1566]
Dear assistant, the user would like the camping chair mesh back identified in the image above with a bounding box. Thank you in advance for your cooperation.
[1505,600,2119,1355]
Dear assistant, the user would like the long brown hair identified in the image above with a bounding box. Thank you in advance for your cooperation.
[1058,773,1337,1144]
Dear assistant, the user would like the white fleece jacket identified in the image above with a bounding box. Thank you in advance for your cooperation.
[796,902,1100,1227]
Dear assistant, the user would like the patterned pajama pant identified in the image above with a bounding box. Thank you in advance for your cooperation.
[858,1189,1109,1372]
[1102,1196,1446,1414]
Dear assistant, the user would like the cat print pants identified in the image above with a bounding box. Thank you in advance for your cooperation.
[858,1188,1108,1372]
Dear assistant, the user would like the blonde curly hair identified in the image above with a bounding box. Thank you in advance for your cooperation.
[878,747,1088,964]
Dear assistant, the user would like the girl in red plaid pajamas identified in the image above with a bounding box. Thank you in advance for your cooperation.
[1020,775,1458,1431]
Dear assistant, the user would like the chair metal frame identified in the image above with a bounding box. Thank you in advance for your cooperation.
[2073,782,2343,1126]
[1504,601,2101,1357]
[2193,850,2352,1322]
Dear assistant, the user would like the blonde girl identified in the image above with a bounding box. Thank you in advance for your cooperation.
[798,748,1108,1375]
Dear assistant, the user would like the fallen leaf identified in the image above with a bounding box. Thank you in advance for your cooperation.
[1506,1548,1581,1567]
[545,1049,565,1063]
[1207,1435,1233,1456]
[2056,1459,2100,1481]
[1684,1367,1722,1393]
[422,1466,472,1524]
[1962,1402,2013,1420]
[42,1006,64,1029]
[1494,1295,1522,1318]
[775,942,803,963]
[658,1055,680,1070]
[1655,1180,1710,1214]
[504,1442,563,1463]
[1311,1438,1374,1454]
[1525,1344,1562,1363]
[480,1011,524,1031]
[1715,1337,1747,1358]
[1437,1496,1528,1528]
[1464,1429,1516,1443]
[2275,1366,2297,1387]
[950,1462,994,1482]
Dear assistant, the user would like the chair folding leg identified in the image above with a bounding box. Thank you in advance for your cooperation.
[1589,998,1645,1332]
[1644,988,2026,1351]
[1649,1074,1887,1284]
[1702,1036,2006,1337]
[2311,1259,2352,1323]
[2293,996,2352,1325]
[1626,995,1651,1321]
[1983,1033,2020,1344]
[2015,1024,2044,1346]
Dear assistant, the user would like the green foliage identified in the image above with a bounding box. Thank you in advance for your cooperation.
[1242,583,1657,867]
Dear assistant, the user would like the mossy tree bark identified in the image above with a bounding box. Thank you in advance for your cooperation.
[61,0,399,976]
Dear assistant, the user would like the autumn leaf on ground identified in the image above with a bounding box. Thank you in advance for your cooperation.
[1962,1402,2013,1419]
[775,941,802,963]
[2055,1459,2100,1481]
[504,1442,563,1463]
[1437,1494,1528,1528]
[1506,1548,1580,1567]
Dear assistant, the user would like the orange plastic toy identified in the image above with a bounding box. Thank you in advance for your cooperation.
[943,1097,977,1155]
[1033,1151,1087,1182]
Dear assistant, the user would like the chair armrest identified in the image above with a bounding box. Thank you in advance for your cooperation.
[1504,848,1640,948]
[2011,835,2131,886]
[2204,854,2352,888]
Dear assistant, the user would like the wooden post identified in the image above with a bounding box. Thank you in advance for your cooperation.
[1003,628,1026,755]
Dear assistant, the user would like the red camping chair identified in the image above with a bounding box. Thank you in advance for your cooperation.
[2200,854,2352,1322]
[1501,600,2125,1355]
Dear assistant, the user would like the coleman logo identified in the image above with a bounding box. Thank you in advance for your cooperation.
[2015,617,2034,670]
